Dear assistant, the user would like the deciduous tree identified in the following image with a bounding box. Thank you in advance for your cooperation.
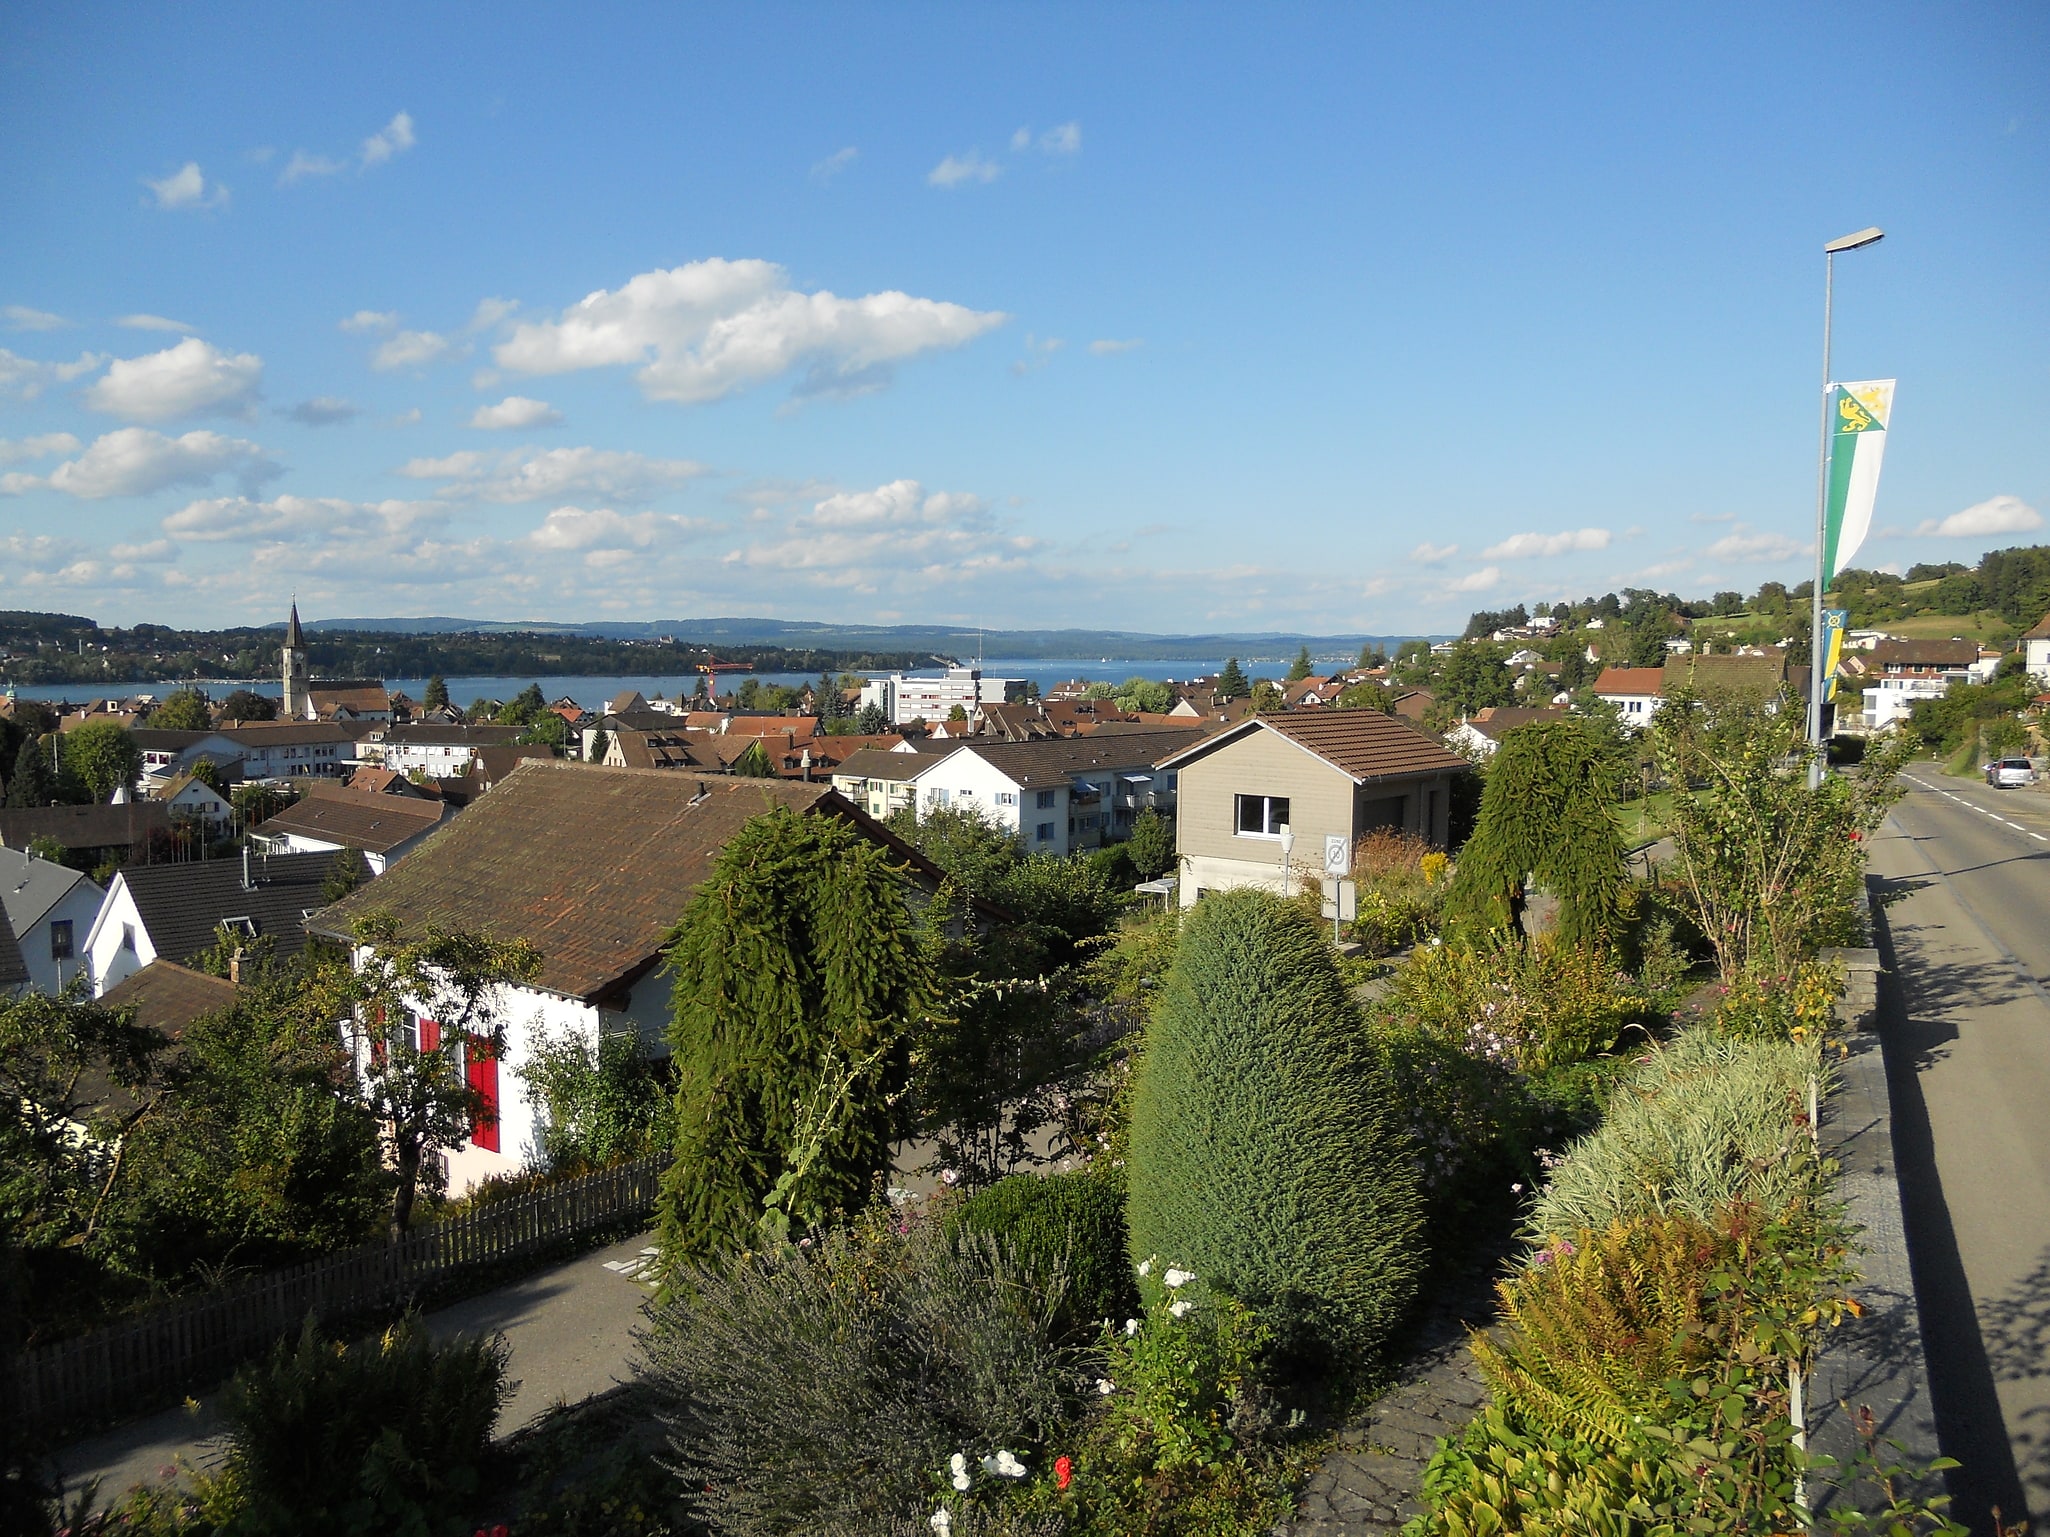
[61,721,141,803]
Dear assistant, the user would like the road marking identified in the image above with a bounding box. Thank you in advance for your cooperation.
[602,1245,662,1290]
[1885,808,2050,1011]
[1901,774,2050,844]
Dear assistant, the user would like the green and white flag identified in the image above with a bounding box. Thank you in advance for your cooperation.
[1821,379,1895,582]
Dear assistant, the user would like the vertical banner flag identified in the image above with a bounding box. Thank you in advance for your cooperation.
[1822,607,1849,702]
[1822,380,1895,582]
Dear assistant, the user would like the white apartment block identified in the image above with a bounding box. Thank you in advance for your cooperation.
[904,729,1199,855]
[859,668,1028,727]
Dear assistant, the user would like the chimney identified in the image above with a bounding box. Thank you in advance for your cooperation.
[230,948,243,986]
[242,842,253,891]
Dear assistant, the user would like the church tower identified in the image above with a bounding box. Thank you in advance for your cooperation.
[281,600,309,720]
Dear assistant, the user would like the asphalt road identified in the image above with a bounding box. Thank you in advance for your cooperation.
[1872,769,2050,1531]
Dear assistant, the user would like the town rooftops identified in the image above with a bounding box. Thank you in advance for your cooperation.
[307,680,392,715]
[118,849,361,967]
[1592,666,1667,697]
[0,802,173,854]
[377,724,527,748]
[1459,705,1570,741]
[0,845,100,937]
[2025,611,2050,642]
[310,761,942,1005]
[933,727,1211,788]
[99,959,237,1037]
[1154,710,1468,783]
[253,785,447,854]
[832,747,947,783]
[1864,637,1979,669]
[219,721,364,749]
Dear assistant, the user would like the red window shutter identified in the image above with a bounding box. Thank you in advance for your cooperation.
[418,1016,440,1052]
[466,1034,500,1152]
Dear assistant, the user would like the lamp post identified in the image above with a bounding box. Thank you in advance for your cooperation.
[1808,226,1884,786]
[1278,823,1294,898]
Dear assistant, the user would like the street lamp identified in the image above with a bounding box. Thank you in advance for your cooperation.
[1278,823,1295,898]
[1808,226,1884,785]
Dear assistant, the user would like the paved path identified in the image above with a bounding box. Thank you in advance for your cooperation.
[1871,771,2050,1531]
[51,1229,659,1504]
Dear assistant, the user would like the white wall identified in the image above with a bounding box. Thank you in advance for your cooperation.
[83,877,156,995]
[15,879,104,995]
[910,751,1072,853]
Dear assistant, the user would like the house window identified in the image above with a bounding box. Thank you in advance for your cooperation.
[1235,794,1291,838]
[121,922,137,953]
[465,1034,500,1152]
[50,920,73,960]
[1035,789,1056,809]
[929,787,952,806]
[995,791,1018,806]
[1036,822,1055,843]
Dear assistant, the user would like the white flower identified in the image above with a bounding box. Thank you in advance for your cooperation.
[1136,1258,1152,1277]
[931,1510,952,1537]
[949,1451,970,1491]
[1163,1268,1195,1289]
[1169,1299,1191,1318]
[1096,1377,1116,1395]
[940,1169,960,1186]
[1124,1317,1140,1336]
[981,1449,1027,1478]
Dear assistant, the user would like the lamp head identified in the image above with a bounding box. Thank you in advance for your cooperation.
[1825,227,1885,254]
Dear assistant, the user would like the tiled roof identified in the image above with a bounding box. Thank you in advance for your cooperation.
[346,767,438,798]
[220,722,362,749]
[99,960,236,1038]
[254,786,446,854]
[1592,666,1666,697]
[0,903,25,988]
[0,845,99,934]
[2024,611,2050,642]
[1462,706,1570,740]
[1864,638,1979,668]
[939,727,1211,788]
[1156,711,1467,783]
[378,724,526,748]
[832,748,944,783]
[311,762,930,1003]
[119,849,359,967]
[0,802,172,853]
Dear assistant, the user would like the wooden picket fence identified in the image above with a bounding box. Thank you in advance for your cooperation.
[16,1153,667,1438]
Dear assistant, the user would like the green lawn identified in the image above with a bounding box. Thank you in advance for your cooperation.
[1614,790,1677,845]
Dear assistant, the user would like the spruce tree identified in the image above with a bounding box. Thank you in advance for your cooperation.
[423,676,450,711]
[1216,657,1249,702]
[658,808,931,1264]
[1126,889,1423,1362]
[1287,645,1313,683]
[1444,720,1624,947]
[7,736,56,809]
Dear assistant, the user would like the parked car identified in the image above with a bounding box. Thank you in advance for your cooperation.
[1985,757,2038,789]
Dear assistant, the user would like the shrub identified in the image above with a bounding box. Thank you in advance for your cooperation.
[1710,961,1843,1043]
[1527,1029,1823,1241]
[953,1165,1136,1338]
[644,1215,1073,1537]
[1345,830,1450,957]
[522,1022,676,1173]
[1125,889,1423,1366]
[217,1315,509,1535]
[1387,933,1648,1074]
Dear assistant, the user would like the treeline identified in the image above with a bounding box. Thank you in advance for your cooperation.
[0,613,931,685]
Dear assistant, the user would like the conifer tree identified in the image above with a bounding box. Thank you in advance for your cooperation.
[730,740,777,777]
[1286,645,1313,683]
[1126,889,1423,1363]
[7,736,56,809]
[423,675,450,711]
[1216,657,1250,702]
[1444,720,1625,947]
[658,808,931,1264]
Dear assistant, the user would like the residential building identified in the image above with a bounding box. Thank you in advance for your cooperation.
[252,784,450,874]
[85,848,360,995]
[2025,610,2050,689]
[0,846,102,994]
[373,723,525,777]
[905,727,1206,855]
[131,728,245,785]
[1442,706,1570,759]
[860,668,1028,727]
[0,803,172,866]
[1841,638,1977,731]
[0,906,25,997]
[154,773,234,833]
[1592,666,1666,725]
[310,761,962,1195]
[220,721,367,780]
[1157,712,1467,908]
[829,747,950,820]
[99,959,238,1036]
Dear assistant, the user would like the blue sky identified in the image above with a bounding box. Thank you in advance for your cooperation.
[1,2,2044,634]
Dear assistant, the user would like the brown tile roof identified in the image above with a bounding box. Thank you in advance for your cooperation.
[1463,706,1570,740]
[2025,611,2050,642]
[725,714,818,741]
[254,787,447,854]
[309,762,934,1004]
[831,748,947,783]
[220,721,363,749]
[99,960,237,1038]
[346,766,438,798]
[941,727,1212,788]
[1389,689,1433,721]
[1592,666,1666,697]
[1156,711,1467,783]
[308,680,391,714]
[1864,638,1979,669]
[0,802,173,853]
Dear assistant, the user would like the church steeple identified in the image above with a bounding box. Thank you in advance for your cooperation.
[281,597,309,719]
[285,600,305,650]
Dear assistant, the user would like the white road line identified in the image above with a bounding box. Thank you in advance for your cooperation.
[1902,774,2050,843]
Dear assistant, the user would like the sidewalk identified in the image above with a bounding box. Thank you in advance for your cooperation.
[51,1229,660,1504]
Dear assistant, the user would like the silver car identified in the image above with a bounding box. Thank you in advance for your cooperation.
[1986,757,2037,789]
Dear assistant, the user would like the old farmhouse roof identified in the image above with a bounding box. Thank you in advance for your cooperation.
[1863,637,1979,669]
[310,761,945,1005]
[1460,705,1570,742]
[99,960,237,1037]
[0,802,172,855]
[832,747,945,783]
[2024,610,2050,642]
[1155,710,1467,783]
[118,849,361,967]
[254,786,447,854]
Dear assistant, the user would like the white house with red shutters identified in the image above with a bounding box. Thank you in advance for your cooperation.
[311,760,960,1196]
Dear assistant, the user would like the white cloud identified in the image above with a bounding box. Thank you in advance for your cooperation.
[1688,510,1736,524]
[0,348,106,401]
[1039,121,1081,154]
[469,396,563,430]
[492,258,1006,406]
[108,538,177,563]
[373,330,464,371]
[1448,566,1503,592]
[1705,525,1806,563]
[360,111,416,168]
[1410,541,1459,564]
[1088,338,1143,356]
[162,493,442,544]
[7,427,280,499]
[928,152,1002,188]
[339,310,398,334]
[811,146,858,182]
[280,151,346,185]
[397,444,704,504]
[466,297,519,333]
[144,162,228,211]
[3,305,67,332]
[1914,494,2042,538]
[115,313,196,333]
[82,337,262,422]
[288,396,360,426]
[728,479,1036,584]
[1481,527,1612,559]
[0,433,80,466]
[1010,126,1032,152]
[523,505,712,556]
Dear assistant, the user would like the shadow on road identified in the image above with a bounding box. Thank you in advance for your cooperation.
[1980,1245,2050,1522]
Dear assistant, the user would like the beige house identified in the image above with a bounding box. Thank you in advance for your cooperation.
[1156,712,1468,908]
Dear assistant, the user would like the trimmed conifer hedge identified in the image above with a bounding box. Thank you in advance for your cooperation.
[1126,888,1424,1363]
[952,1163,1136,1337]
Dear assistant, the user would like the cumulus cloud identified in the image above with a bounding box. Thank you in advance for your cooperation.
[3,306,67,332]
[3,427,279,499]
[397,445,704,504]
[1410,541,1458,565]
[1038,122,1081,154]
[1705,525,1806,563]
[360,111,416,168]
[0,433,81,466]
[373,330,464,371]
[492,258,1005,406]
[1088,338,1142,356]
[83,337,262,421]
[162,493,442,544]
[339,310,399,333]
[108,538,177,563]
[469,395,563,431]
[282,110,416,185]
[1447,566,1503,592]
[0,348,106,401]
[522,506,712,559]
[1914,494,2042,538]
[928,152,1002,188]
[115,313,197,333]
[811,146,858,182]
[144,162,228,210]
[1481,527,1612,559]
[288,396,360,426]
[466,297,518,333]
[727,479,1035,586]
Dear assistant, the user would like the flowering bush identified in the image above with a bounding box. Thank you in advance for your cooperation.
[1388,933,1649,1075]
[1344,830,1451,956]
[1710,960,1843,1044]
